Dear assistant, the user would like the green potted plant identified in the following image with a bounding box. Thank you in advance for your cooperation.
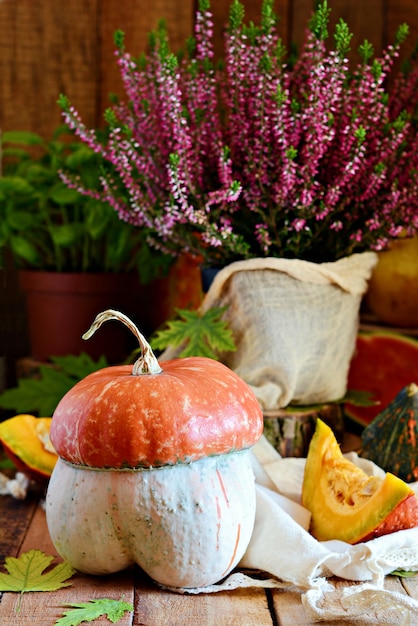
[57,2,417,265]
[55,0,418,410]
[0,127,172,362]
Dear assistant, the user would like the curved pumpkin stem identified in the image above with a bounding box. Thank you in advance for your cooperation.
[82,309,163,375]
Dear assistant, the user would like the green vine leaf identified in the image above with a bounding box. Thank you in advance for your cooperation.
[0,353,107,415]
[389,569,418,578]
[0,550,75,597]
[55,598,134,625]
[151,306,236,359]
[279,389,378,414]
[342,389,379,407]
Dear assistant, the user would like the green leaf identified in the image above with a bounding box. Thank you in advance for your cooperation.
[105,226,132,267]
[49,223,82,247]
[0,370,72,415]
[334,18,352,57]
[0,176,35,196]
[229,0,245,31]
[343,389,379,407]
[309,0,331,41]
[24,163,56,185]
[151,306,236,359]
[6,210,39,231]
[0,353,107,415]
[55,598,134,626]
[134,240,174,284]
[2,131,45,146]
[50,353,108,379]
[65,145,96,170]
[395,23,409,46]
[279,389,379,414]
[358,38,374,63]
[49,183,82,205]
[85,201,111,239]
[390,569,418,578]
[10,235,41,265]
[0,454,15,470]
[0,550,75,593]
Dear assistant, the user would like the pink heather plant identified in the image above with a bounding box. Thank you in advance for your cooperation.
[58,0,418,265]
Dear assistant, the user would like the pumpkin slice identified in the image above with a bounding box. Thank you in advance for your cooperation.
[360,383,418,483]
[302,418,418,543]
[0,414,57,483]
[345,331,418,426]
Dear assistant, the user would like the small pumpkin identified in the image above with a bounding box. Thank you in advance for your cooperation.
[46,309,263,589]
[360,383,418,483]
[0,414,57,483]
[365,234,418,328]
[302,418,418,543]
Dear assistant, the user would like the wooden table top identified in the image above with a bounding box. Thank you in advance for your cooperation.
[2,485,418,626]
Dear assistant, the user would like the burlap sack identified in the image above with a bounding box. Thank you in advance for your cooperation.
[198,253,377,410]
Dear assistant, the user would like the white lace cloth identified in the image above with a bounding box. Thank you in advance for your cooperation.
[170,437,418,623]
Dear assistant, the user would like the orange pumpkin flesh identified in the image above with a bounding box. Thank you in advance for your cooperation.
[302,419,418,543]
[0,415,57,483]
[46,310,263,588]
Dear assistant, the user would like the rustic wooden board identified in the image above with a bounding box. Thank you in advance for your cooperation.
[133,571,273,626]
[0,500,275,626]
[0,0,100,135]
[289,0,385,63]
[0,570,135,626]
[2,494,418,625]
[2,0,416,137]
[99,0,195,115]
[400,573,418,600]
[386,0,418,56]
[0,493,38,563]
[0,503,135,626]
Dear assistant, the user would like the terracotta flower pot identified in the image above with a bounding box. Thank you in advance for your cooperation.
[145,254,203,329]
[19,271,144,363]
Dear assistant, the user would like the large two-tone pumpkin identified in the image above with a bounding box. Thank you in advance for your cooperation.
[46,310,263,589]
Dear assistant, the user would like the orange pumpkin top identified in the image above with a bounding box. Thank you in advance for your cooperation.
[50,311,263,469]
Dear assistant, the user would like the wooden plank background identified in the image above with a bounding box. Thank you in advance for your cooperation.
[1,0,417,138]
[0,0,417,388]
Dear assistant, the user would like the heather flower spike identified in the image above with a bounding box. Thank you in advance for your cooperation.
[58,0,418,265]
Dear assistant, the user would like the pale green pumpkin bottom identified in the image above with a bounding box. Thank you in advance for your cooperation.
[45,450,256,589]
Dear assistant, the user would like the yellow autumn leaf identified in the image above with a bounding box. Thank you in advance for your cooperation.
[0,549,75,593]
